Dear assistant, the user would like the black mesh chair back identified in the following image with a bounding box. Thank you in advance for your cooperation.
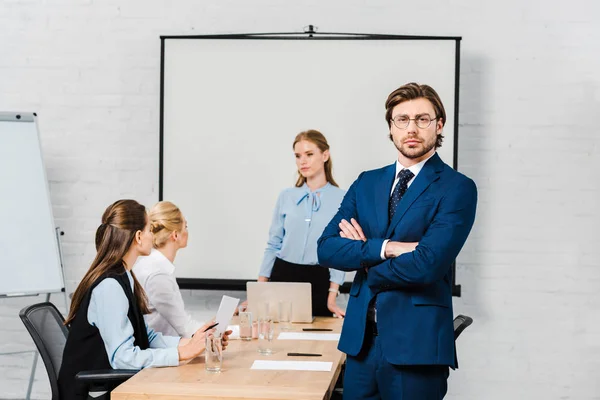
[19,302,68,400]
[453,314,473,340]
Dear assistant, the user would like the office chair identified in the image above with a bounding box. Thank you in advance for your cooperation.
[453,314,473,340]
[331,314,474,400]
[19,302,137,400]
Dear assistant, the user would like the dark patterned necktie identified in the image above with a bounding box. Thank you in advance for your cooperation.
[389,169,414,221]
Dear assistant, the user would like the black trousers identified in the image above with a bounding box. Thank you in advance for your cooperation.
[270,257,331,317]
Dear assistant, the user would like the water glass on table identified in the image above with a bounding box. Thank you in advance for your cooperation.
[205,332,223,372]
[278,301,292,332]
[238,305,253,341]
[257,317,274,355]
[258,302,271,320]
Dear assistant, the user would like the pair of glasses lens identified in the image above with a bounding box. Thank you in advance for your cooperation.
[392,115,436,129]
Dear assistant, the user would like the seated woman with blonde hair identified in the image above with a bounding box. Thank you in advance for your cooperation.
[133,201,204,337]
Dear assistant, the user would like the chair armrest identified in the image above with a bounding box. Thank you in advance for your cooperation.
[75,369,137,391]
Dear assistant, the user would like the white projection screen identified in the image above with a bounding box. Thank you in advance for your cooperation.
[160,34,461,290]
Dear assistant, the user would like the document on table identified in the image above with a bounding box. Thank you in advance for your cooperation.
[250,360,332,372]
[215,295,239,335]
[277,332,341,341]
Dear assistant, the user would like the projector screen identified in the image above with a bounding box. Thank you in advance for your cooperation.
[160,35,460,288]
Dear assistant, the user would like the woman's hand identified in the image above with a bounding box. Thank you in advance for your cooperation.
[235,301,248,316]
[221,329,233,350]
[327,292,345,318]
[177,321,216,361]
[235,277,267,315]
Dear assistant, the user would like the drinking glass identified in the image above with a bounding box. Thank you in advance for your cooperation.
[258,302,271,320]
[257,317,274,355]
[205,332,223,372]
[278,301,292,332]
[239,307,253,341]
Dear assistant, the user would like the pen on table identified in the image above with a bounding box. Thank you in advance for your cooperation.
[302,328,333,332]
[287,352,322,357]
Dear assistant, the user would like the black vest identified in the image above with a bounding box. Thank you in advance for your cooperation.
[58,268,149,400]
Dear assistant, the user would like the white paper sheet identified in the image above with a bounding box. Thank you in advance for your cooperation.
[215,295,240,335]
[250,360,332,372]
[277,332,340,341]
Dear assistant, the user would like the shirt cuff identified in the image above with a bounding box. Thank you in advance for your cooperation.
[165,347,180,367]
[162,335,181,349]
[380,240,390,260]
[328,268,345,285]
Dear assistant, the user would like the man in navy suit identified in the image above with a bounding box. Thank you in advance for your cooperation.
[317,82,477,399]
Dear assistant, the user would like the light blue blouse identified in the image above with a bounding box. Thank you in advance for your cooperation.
[87,270,180,369]
[259,182,346,285]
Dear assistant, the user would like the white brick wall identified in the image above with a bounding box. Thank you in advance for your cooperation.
[1,0,599,398]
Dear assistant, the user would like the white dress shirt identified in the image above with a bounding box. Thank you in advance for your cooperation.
[380,152,436,259]
[133,249,204,338]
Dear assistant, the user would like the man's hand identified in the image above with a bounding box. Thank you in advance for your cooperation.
[338,218,366,241]
[384,241,418,258]
[338,218,369,272]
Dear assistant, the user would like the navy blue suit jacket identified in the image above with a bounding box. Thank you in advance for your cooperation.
[317,153,477,368]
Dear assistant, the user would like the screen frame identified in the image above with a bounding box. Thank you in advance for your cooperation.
[159,31,463,296]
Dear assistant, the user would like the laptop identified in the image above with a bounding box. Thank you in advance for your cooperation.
[246,282,313,323]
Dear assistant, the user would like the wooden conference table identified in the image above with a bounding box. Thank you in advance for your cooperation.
[111,317,345,400]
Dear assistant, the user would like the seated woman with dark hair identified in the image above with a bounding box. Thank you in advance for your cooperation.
[58,199,230,400]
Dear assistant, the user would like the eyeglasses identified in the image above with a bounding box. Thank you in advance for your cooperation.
[391,114,437,129]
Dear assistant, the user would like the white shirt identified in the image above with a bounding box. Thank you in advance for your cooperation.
[133,249,204,338]
[380,152,436,259]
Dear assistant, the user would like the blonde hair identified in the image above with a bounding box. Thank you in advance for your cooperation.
[293,129,339,188]
[149,201,184,248]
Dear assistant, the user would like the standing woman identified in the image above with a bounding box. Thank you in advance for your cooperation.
[258,130,346,317]
[133,201,204,338]
[59,200,220,400]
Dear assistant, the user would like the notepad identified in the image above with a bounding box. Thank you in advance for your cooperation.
[277,332,340,341]
[250,360,332,372]
[215,295,240,335]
